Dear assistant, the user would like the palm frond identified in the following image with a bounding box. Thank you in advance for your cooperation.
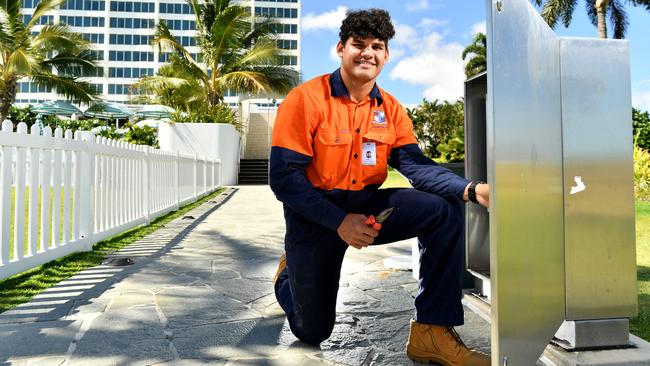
[1,0,21,19]
[6,47,38,74]
[540,0,578,28]
[41,52,97,74]
[30,72,97,102]
[31,24,90,53]
[152,21,195,62]
[233,38,280,68]
[219,70,268,95]
[27,0,66,29]
[629,0,650,10]
[132,75,195,93]
[0,7,14,53]
[609,0,628,38]
[586,0,598,26]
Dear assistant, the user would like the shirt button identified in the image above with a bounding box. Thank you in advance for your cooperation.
[355,128,360,133]
[354,153,358,159]
[352,179,357,184]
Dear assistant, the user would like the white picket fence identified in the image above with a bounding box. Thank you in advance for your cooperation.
[0,120,221,280]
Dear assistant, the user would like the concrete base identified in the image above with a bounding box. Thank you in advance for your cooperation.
[541,335,650,366]
[462,294,650,366]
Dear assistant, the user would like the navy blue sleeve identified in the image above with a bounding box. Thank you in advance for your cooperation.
[269,146,347,231]
[388,143,469,199]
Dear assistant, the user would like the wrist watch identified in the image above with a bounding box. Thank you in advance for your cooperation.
[468,181,484,204]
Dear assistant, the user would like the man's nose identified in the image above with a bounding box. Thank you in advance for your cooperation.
[360,46,373,57]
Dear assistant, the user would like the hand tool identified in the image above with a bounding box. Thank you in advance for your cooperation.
[364,207,394,230]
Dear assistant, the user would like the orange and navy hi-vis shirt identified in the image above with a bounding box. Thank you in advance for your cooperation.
[270,69,469,232]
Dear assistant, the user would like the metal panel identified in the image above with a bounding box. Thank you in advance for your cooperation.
[559,38,637,320]
[465,73,490,275]
[487,0,565,364]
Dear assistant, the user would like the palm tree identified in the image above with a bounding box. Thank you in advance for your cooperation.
[533,0,650,39]
[462,33,486,79]
[0,0,99,121]
[133,0,299,116]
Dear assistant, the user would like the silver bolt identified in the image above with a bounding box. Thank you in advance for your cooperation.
[496,0,503,12]
[502,356,508,366]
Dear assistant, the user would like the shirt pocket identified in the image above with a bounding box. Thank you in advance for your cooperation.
[313,130,353,181]
[361,131,396,184]
[363,131,396,169]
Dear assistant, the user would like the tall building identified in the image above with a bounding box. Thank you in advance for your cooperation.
[15,0,301,107]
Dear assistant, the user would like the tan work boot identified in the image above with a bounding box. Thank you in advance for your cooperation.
[406,319,490,366]
[273,254,286,285]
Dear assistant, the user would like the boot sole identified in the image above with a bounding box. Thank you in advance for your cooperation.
[406,350,448,365]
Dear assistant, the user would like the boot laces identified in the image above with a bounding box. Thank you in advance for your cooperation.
[443,327,468,354]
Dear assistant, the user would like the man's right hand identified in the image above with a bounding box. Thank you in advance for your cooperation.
[337,214,379,250]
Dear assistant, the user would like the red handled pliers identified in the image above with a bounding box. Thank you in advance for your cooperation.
[364,207,394,230]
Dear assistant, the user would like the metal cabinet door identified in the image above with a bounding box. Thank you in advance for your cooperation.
[486,0,565,364]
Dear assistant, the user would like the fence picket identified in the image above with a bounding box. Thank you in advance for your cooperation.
[72,131,82,241]
[40,127,53,252]
[52,128,63,248]
[63,130,72,245]
[28,125,40,256]
[14,123,28,260]
[0,121,13,265]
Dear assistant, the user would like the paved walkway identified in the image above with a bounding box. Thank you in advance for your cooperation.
[0,186,490,366]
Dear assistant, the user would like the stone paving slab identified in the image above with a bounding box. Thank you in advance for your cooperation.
[0,186,492,366]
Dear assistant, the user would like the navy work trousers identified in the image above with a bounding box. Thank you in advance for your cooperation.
[274,188,465,346]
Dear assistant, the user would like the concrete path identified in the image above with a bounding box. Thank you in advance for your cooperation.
[0,185,490,366]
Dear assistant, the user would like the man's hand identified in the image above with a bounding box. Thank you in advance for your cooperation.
[337,214,379,250]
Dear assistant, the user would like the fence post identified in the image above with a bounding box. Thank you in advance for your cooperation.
[193,154,198,200]
[143,146,151,223]
[0,120,13,266]
[174,151,180,210]
[77,131,95,251]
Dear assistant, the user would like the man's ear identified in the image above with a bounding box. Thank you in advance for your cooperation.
[336,41,344,57]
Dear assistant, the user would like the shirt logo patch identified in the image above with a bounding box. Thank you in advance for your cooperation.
[372,110,386,125]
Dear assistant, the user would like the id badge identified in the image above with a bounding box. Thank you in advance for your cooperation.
[362,142,376,166]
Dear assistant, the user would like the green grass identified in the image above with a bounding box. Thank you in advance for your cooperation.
[631,200,650,341]
[0,188,224,313]
[380,168,412,189]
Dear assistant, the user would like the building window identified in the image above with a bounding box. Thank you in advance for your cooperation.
[109,1,155,12]
[60,0,105,10]
[109,67,154,78]
[60,16,105,27]
[254,7,297,18]
[109,17,155,29]
[279,55,297,66]
[276,39,297,50]
[109,51,154,62]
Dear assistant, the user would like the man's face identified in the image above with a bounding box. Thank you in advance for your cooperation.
[337,37,389,84]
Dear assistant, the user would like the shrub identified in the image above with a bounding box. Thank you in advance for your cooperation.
[635,137,650,201]
[124,125,159,147]
[407,99,464,160]
[634,108,650,151]
[170,103,238,129]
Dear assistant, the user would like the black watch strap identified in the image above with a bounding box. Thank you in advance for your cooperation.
[468,181,484,204]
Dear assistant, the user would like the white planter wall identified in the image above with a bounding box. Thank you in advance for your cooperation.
[159,123,240,185]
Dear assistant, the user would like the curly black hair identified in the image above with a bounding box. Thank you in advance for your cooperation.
[339,8,396,45]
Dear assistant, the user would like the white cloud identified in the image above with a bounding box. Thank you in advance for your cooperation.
[633,80,650,112]
[406,0,429,12]
[471,21,487,36]
[393,23,418,46]
[418,18,450,30]
[302,6,348,32]
[633,90,650,112]
[329,44,340,62]
[389,32,466,102]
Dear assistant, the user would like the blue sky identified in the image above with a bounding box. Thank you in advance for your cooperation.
[300,0,650,111]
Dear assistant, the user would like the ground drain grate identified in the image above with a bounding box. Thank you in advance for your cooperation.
[102,257,134,266]
[182,215,195,220]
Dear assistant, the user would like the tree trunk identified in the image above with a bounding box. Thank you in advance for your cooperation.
[595,0,608,39]
[0,75,17,122]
